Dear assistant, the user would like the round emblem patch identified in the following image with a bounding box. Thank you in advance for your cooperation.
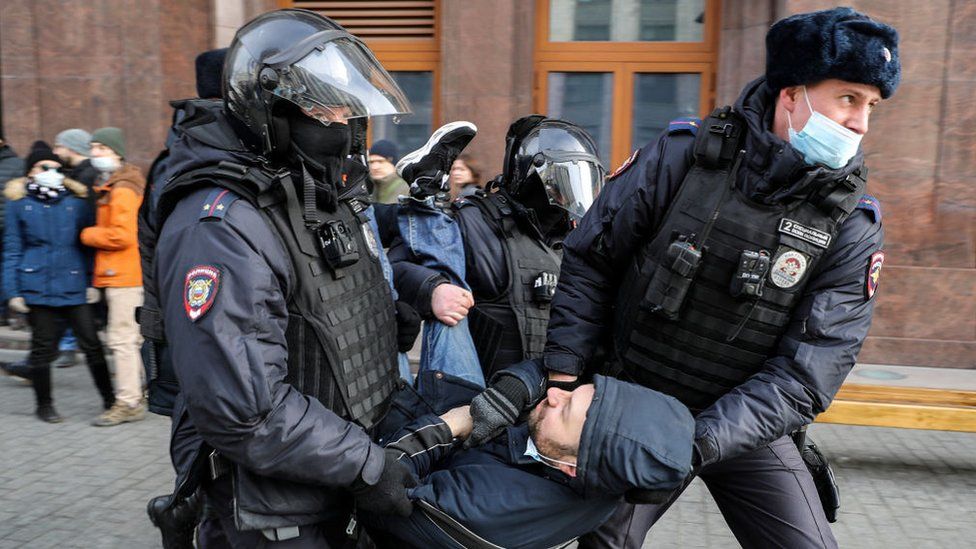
[184,265,221,321]
[770,250,808,289]
[362,223,380,259]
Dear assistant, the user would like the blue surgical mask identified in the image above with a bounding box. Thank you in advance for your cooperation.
[524,437,577,471]
[787,87,862,169]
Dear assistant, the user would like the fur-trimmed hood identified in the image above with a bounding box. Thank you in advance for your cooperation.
[3,176,89,201]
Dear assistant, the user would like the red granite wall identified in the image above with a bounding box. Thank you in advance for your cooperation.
[718,0,975,368]
[0,0,213,170]
[438,0,536,177]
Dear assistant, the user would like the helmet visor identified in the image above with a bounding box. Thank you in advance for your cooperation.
[535,152,604,220]
[273,37,412,124]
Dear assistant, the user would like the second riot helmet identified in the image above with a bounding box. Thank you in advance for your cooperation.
[502,116,604,221]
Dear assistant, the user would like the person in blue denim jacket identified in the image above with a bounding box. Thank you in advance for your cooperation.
[389,118,603,387]
[1,141,113,422]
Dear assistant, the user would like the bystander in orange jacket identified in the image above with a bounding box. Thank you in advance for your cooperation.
[80,163,145,287]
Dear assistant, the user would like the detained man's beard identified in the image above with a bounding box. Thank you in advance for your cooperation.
[526,403,579,461]
[527,405,544,442]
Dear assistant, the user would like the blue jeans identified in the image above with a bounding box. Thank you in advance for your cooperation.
[364,206,412,381]
[398,197,484,388]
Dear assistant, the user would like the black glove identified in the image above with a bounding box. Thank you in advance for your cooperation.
[351,448,417,518]
[464,375,530,449]
[394,300,421,353]
[146,492,201,549]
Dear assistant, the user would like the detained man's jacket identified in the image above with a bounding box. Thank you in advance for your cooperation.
[544,77,884,464]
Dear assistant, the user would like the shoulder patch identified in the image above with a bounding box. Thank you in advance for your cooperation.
[199,188,241,221]
[866,250,885,299]
[184,265,221,321]
[667,117,701,137]
[856,194,882,223]
[608,149,640,181]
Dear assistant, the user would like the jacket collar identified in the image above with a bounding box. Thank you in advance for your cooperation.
[733,77,865,204]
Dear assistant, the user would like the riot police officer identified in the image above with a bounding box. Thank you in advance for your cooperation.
[390,116,604,382]
[152,10,418,547]
[469,8,898,548]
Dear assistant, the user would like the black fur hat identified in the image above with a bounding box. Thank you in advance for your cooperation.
[766,7,900,98]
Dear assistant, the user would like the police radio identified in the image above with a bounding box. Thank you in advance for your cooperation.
[641,233,702,320]
[316,219,360,270]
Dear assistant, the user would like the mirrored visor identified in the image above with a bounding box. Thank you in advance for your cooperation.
[536,153,604,220]
[273,37,412,124]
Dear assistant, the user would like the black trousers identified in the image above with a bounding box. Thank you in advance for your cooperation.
[579,436,837,549]
[27,304,114,408]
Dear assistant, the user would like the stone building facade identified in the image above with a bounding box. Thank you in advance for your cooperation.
[1,0,972,369]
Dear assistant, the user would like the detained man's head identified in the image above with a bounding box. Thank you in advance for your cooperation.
[526,384,595,477]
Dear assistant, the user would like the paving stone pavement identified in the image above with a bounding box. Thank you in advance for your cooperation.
[1,355,974,548]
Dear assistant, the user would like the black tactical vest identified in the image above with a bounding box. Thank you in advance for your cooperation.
[614,107,865,412]
[456,192,562,377]
[157,160,399,429]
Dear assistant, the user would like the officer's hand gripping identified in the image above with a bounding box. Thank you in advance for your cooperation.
[394,300,421,352]
[352,448,417,518]
[8,297,29,314]
[464,375,530,448]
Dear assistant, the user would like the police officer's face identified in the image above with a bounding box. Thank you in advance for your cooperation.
[785,79,882,136]
[527,384,596,468]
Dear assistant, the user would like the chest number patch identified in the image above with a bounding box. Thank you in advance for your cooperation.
[770,250,809,289]
[779,218,831,249]
[184,265,221,322]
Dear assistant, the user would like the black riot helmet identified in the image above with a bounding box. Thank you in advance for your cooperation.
[502,116,604,221]
[223,9,412,157]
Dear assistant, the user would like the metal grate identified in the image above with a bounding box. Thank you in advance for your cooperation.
[292,1,437,40]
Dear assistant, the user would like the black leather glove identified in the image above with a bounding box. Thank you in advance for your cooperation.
[352,448,417,518]
[146,492,201,549]
[464,375,530,449]
[394,300,421,353]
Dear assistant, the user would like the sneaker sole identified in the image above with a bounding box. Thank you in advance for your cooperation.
[395,121,478,174]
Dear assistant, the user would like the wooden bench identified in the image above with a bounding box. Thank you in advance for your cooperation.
[817,384,976,432]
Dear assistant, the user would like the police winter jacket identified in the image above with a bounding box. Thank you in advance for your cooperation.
[157,112,386,530]
[544,77,884,465]
[2,177,94,306]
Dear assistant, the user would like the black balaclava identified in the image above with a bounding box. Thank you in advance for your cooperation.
[514,172,571,241]
[284,106,352,212]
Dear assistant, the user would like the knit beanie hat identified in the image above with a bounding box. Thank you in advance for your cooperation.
[90,127,126,158]
[370,140,399,163]
[24,141,62,175]
[766,7,901,98]
[54,128,92,156]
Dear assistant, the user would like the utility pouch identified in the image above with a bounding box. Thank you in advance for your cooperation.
[642,236,702,320]
[316,219,360,270]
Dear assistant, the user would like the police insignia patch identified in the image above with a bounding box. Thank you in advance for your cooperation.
[770,250,808,289]
[184,265,221,322]
[608,149,639,181]
[866,250,885,299]
[361,223,380,259]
